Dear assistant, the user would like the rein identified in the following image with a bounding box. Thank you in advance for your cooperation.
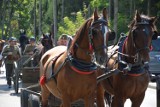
[116,30,150,76]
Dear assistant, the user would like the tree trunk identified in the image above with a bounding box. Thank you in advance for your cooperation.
[109,0,111,20]
[39,0,42,38]
[133,0,136,13]
[53,0,58,46]
[114,0,118,43]
[8,1,14,38]
[147,0,150,16]
[34,0,37,38]
[1,0,7,39]
[130,0,133,18]
[61,0,64,20]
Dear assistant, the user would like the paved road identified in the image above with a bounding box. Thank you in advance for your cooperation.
[0,71,20,107]
[0,65,157,107]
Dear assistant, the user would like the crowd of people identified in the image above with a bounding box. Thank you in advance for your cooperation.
[0,33,70,88]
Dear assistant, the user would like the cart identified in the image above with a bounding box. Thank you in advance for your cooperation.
[12,52,38,94]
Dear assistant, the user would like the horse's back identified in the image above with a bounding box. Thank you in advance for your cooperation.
[41,46,66,63]
[40,46,66,73]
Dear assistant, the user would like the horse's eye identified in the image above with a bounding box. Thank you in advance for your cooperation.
[92,29,98,36]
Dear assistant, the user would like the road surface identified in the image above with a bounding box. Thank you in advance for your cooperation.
[0,65,157,107]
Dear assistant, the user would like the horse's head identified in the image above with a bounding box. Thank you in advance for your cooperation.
[0,39,5,53]
[127,10,158,64]
[71,8,115,67]
[41,33,53,51]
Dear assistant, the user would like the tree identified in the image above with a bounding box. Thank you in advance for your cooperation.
[114,0,118,43]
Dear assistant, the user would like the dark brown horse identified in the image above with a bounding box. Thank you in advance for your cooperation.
[39,8,115,107]
[33,33,53,66]
[99,11,158,107]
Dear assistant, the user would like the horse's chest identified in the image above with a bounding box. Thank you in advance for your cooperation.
[113,73,149,95]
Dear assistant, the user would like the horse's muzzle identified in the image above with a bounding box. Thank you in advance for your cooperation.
[96,55,108,66]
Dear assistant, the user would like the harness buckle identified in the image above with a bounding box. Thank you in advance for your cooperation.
[123,63,132,75]
[134,54,138,62]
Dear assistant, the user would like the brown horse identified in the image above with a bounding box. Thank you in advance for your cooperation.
[39,8,115,107]
[0,39,5,69]
[98,11,158,107]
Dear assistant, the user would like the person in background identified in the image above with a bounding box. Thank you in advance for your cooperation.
[57,34,68,46]
[23,36,37,55]
[19,29,29,54]
[2,37,21,88]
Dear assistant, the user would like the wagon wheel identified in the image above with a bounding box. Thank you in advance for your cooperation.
[13,62,19,94]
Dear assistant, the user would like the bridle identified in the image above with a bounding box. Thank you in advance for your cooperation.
[128,19,157,62]
[117,18,157,74]
[75,18,109,66]
[88,18,108,53]
[69,17,110,70]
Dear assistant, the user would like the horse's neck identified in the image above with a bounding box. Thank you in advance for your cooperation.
[71,36,91,63]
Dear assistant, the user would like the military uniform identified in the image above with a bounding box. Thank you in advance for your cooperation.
[23,44,36,55]
[2,42,21,87]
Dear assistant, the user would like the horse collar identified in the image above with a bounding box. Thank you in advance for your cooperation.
[67,53,97,75]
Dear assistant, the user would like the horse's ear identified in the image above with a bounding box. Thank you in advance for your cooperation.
[49,32,52,38]
[108,31,116,41]
[150,16,157,24]
[102,8,108,20]
[134,10,141,22]
[93,8,99,21]
[43,33,45,37]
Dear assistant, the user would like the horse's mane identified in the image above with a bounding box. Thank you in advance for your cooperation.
[72,18,93,44]
[70,17,93,54]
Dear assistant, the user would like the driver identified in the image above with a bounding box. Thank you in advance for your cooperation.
[23,36,37,55]
[2,37,21,88]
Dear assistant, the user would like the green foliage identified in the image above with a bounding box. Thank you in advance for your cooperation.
[58,11,85,37]
[117,14,130,37]
[1,0,160,41]
[90,0,109,9]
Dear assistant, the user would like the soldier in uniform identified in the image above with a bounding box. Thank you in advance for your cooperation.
[2,37,21,88]
[23,36,36,55]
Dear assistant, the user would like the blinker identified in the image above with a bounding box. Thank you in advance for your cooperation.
[108,31,116,41]
[152,31,158,40]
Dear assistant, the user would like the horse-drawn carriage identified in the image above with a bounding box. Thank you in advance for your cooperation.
[17,9,159,107]
[12,53,39,94]
[19,48,84,107]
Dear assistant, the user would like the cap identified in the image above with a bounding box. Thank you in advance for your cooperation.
[9,37,17,41]
[59,34,68,40]
[30,36,36,41]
